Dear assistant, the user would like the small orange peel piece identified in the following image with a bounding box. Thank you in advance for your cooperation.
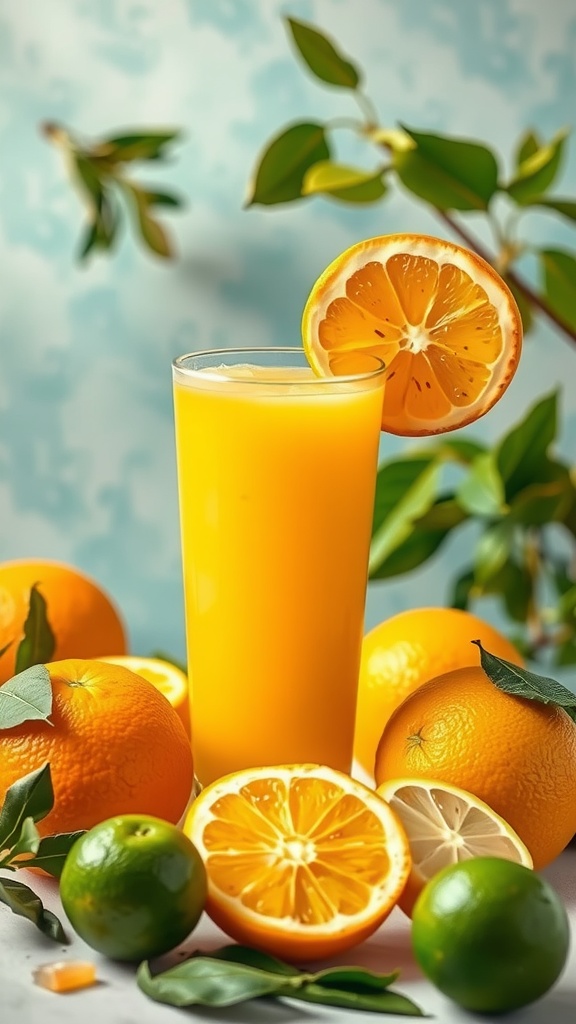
[32,960,97,993]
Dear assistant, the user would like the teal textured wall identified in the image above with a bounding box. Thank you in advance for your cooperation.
[1,0,575,659]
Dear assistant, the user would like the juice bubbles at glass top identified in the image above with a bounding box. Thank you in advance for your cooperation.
[172,348,385,785]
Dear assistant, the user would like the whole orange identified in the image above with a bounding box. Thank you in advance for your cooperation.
[354,607,523,780]
[374,665,576,869]
[0,659,194,835]
[0,560,127,684]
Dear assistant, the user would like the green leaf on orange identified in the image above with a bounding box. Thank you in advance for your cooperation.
[0,665,53,731]
[473,641,576,723]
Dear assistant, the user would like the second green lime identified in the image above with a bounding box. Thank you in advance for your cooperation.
[411,856,570,1013]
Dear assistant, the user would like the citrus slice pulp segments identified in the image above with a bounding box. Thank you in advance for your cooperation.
[183,763,411,961]
[98,655,190,735]
[376,777,533,917]
[302,233,522,436]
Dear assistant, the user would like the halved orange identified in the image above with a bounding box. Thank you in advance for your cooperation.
[183,763,411,961]
[302,233,522,435]
[376,778,533,917]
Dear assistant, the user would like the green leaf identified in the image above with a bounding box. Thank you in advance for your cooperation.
[557,583,576,623]
[72,155,103,211]
[208,944,301,976]
[314,965,400,991]
[508,473,575,526]
[285,17,360,88]
[540,249,576,333]
[534,197,576,223]
[137,947,425,1016]
[429,437,488,464]
[451,567,476,610]
[137,957,290,1008]
[17,831,85,878]
[474,641,576,722]
[247,122,330,206]
[554,637,576,668]
[123,184,173,258]
[456,452,506,517]
[143,190,182,208]
[496,391,558,498]
[0,877,68,943]
[369,457,440,575]
[303,161,387,203]
[474,521,514,586]
[292,982,424,1016]
[506,130,567,205]
[370,497,468,581]
[92,130,180,162]
[514,130,541,168]
[414,496,470,532]
[0,763,54,852]
[370,527,447,581]
[14,584,56,674]
[395,126,499,210]
[78,191,120,261]
[0,664,53,730]
[6,816,40,862]
[503,273,534,335]
[496,560,533,624]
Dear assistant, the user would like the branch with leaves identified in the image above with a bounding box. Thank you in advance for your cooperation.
[247,16,576,348]
[0,762,83,942]
[369,392,576,664]
[42,123,183,261]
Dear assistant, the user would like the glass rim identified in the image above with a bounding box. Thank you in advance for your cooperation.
[172,346,386,385]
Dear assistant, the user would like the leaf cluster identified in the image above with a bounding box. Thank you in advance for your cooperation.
[41,122,183,261]
[138,943,424,1015]
[247,17,576,341]
[0,763,83,942]
[369,392,576,663]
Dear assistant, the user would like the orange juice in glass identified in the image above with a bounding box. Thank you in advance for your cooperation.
[172,347,385,785]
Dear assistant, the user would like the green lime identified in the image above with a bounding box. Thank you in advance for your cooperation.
[411,857,570,1013]
[60,814,207,961]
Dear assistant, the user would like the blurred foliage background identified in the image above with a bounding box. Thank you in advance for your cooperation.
[1,1,575,666]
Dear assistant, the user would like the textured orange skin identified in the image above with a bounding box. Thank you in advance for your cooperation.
[374,666,576,869]
[0,659,194,835]
[354,607,523,781]
[0,560,127,683]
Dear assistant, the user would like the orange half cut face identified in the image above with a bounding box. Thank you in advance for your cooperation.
[184,763,411,961]
[302,234,522,436]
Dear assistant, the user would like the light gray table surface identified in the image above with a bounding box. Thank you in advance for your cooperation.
[0,848,574,1024]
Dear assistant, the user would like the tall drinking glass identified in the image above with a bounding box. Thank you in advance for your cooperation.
[172,347,385,786]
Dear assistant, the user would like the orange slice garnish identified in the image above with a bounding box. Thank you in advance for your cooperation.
[183,763,411,961]
[302,233,522,435]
